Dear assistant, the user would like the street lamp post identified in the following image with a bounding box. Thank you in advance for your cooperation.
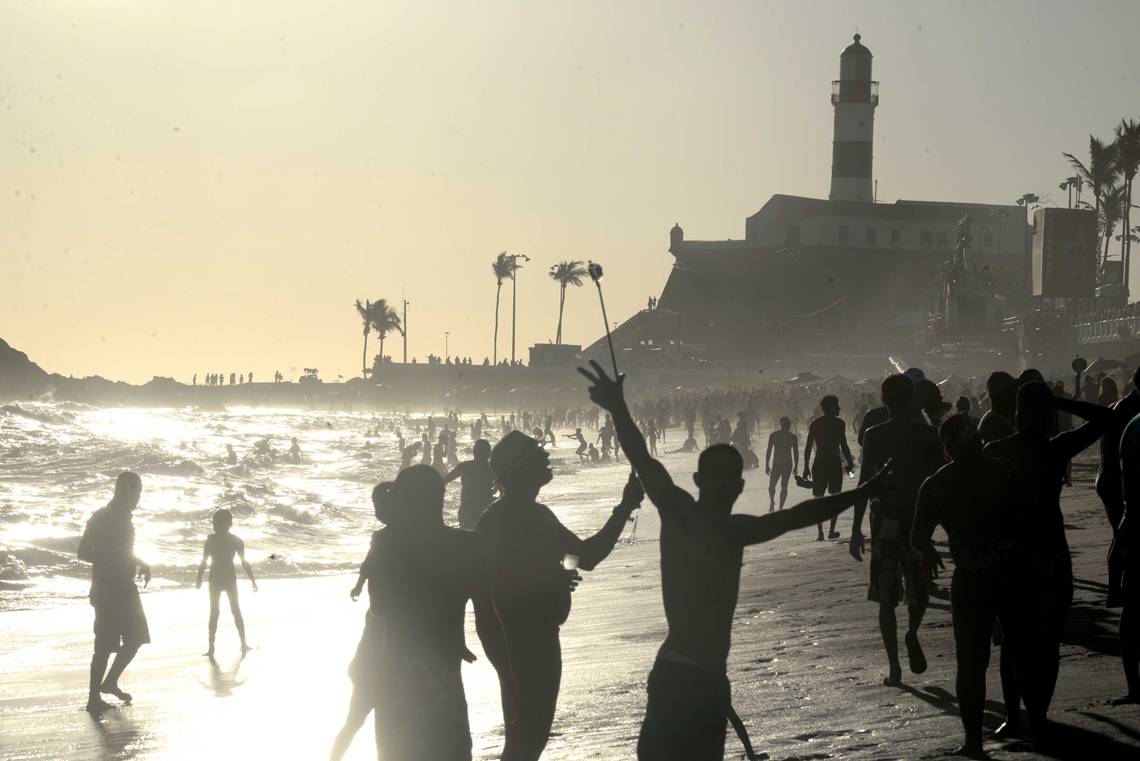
[1016,193,1040,298]
[402,299,409,364]
[445,331,449,360]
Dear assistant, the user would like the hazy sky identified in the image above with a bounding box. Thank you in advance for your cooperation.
[4,0,1140,383]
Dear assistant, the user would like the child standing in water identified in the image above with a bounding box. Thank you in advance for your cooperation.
[195,509,257,658]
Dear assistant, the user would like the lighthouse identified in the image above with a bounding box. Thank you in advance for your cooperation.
[829,33,878,202]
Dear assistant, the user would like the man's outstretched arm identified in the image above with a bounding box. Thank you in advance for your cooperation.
[567,473,643,570]
[578,361,680,509]
[731,465,891,546]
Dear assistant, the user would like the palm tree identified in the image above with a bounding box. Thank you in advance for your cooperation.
[1064,135,1117,265]
[370,298,403,369]
[1094,184,1125,274]
[491,252,514,364]
[354,299,373,377]
[548,260,588,344]
[1114,119,1140,290]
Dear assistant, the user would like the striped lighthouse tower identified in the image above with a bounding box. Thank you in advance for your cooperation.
[829,33,878,203]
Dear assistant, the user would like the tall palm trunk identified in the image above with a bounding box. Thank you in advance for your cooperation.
[379,335,385,368]
[493,282,502,364]
[1121,176,1130,291]
[361,329,369,378]
[556,283,566,344]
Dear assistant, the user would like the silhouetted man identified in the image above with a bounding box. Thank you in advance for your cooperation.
[803,394,855,540]
[978,371,1018,446]
[912,415,1035,758]
[984,379,1123,739]
[765,416,798,511]
[77,471,152,712]
[1117,410,1140,704]
[444,438,496,530]
[578,360,892,761]
[476,430,643,761]
[850,374,944,687]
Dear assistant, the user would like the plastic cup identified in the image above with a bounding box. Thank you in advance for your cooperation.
[562,554,580,571]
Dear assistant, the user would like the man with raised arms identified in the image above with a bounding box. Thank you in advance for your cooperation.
[578,360,892,760]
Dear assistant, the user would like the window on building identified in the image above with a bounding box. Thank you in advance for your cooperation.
[865,227,877,245]
[936,231,948,247]
[890,228,901,244]
[920,230,933,248]
[838,225,850,244]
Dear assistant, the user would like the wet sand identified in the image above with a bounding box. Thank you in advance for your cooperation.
[2,456,1138,760]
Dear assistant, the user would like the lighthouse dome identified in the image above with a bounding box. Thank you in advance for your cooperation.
[841,33,871,57]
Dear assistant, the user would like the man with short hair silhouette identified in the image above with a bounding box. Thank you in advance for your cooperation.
[578,360,893,761]
[444,438,496,530]
[476,430,643,761]
[77,471,152,712]
[984,377,1127,740]
[850,374,944,687]
[1117,409,1140,704]
[912,415,1035,758]
[765,416,798,511]
[803,394,855,540]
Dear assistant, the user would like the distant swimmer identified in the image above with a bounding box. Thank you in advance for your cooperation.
[286,438,303,464]
[225,444,238,466]
[195,509,258,658]
[400,441,422,471]
[444,439,497,530]
[765,417,799,512]
[803,395,855,540]
[667,432,699,454]
[77,472,152,713]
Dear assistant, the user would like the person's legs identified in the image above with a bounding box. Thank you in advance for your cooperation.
[637,660,729,761]
[951,569,995,755]
[207,585,221,656]
[778,467,791,509]
[101,642,140,700]
[87,647,113,710]
[225,585,250,651]
[502,638,562,761]
[1118,599,1140,702]
[903,551,930,675]
[767,469,778,511]
[878,604,902,685]
[828,481,842,539]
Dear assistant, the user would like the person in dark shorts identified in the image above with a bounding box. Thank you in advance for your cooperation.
[444,438,496,530]
[1117,410,1140,704]
[984,378,1128,740]
[476,430,643,761]
[850,375,944,687]
[803,394,855,540]
[765,416,798,512]
[578,359,893,761]
[195,508,258,658]
[912,415,1035,758]
[77,471,152,712]
[1094,378,1140,608]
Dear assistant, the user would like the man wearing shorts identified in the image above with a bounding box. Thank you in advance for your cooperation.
[77,471,152,712]
[803,395,855,540]
[765,417,798,512]
[850,375,944,687]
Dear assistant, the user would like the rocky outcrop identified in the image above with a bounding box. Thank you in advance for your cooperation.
[0,339,49,399]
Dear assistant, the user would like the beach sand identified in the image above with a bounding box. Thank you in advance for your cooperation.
[2,455,1139,760]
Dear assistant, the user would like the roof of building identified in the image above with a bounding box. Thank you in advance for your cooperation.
[842,33,871,57]
[747,194,1023,226]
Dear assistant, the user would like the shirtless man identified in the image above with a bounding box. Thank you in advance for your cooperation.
[984,379,1126,740]
[578,360,892,760]
[765,417,798,511]
[803,395,855,540]
[77,472,152,712]
[443,438,496,530]
[476,430,643,761]
[850,374,944,687]
[912,415,1033,757]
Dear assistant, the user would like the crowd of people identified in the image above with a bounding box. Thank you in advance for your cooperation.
[73,360,1140,760]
